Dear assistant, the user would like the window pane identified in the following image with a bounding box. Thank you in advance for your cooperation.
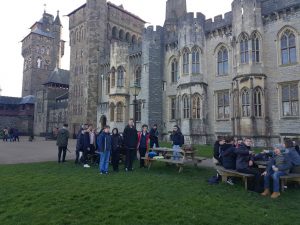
[281,35,287,49]
[282,49,288,65]
[289,34,296,47]
[218,51,222,62]
[223,50,228,61]
[283,102,290,116]
[224,106,230,118]
[290,85,298,101]
[291,101,299,116]
[223,61,228,74]
[282,86,290,101]
[290,47,297,64]
[218,63,223,75]
[224,93,229,106]
[218,107,224,119]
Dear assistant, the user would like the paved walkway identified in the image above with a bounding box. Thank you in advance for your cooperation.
[0,137,76,165]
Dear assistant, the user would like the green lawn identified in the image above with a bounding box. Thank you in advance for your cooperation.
[0,162,300,225]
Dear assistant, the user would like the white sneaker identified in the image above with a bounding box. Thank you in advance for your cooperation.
[227,178,234,186]
[83,164,90,168]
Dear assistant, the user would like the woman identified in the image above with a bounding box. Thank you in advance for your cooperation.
[111,128,122,172]
[137,125,150,168]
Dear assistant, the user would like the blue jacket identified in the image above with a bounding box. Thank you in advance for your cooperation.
[83,131,90,151]
[267,153,292,174]
[97,132,112,152]
[234,143,253,170]
[221,144,236,170]
[286,147,300,167]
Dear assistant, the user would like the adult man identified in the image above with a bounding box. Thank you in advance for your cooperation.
[123,119,138,171]
[149,124,159,148]
[56,124,69,163]
[234,138,262,192]
[97,125,112,174]
[170,125,184,161]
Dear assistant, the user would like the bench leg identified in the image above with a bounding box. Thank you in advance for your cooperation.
[148,161,152,170]
[221,175,227,183]
[243,177,248,190]
[281,179,286,192]
[178,166,183,173]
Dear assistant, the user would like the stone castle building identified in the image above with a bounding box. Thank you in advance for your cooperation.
[67,0,300,146]
[21,11,70,136]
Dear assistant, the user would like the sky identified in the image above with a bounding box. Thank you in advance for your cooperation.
[0,0,232,97]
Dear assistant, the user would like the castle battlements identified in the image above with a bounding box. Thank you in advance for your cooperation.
[205,12,233,33]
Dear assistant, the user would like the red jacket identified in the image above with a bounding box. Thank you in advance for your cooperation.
[137,131,150,151]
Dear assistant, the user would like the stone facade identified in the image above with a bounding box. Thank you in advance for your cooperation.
[67,0,300,146]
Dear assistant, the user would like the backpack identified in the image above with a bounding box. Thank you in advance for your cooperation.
[208,175,220,185]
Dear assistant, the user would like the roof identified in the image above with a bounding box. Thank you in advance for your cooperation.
[44,68,70,86]
[54,14,62,26]
[67,2,146,23]
[0,95,36,105]
[21,27,55,42]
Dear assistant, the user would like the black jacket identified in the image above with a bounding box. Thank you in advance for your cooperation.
[123,125,138,149]
[112,134,123,151]
[213,141,222,163]
[221,144,236,170]
[83,131,90,151]
[170,131,184,147]
[234,143,253,170]
[76,129,83,151]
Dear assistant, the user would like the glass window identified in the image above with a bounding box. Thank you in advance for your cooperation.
[192,95,201,119]
[281,30,297,65]
[240,34,249,64]
[254,88,263,117]
[135,67,142,86]
[252,34,260,63]
[217,91,230,119]
[241,89,250,117]
[192,49,200,74]
[111,68,115,88]
[282,84,299,116]
[171,59,178,83]
[117,67,124,87]
[135,101,142,122]
[217,47,228,75]
[183,95,190,119]
[183,49,189,74]
[110,104,115,122]
[106,76,110,94]
[170,97,176,120]
[116,102,123,122]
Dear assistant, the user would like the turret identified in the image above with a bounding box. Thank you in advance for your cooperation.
[166,0,187,21]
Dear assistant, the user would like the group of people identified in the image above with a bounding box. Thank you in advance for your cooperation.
[2,127,19,142]
[56,119,161,174]
[213,136,300,198]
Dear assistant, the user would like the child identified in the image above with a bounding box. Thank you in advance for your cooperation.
[111,128,122,172]
[97,125,112,174]
[137,125,150,168]
[261,144,292,198]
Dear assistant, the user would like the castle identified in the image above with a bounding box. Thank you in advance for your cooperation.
[22,0,300,146]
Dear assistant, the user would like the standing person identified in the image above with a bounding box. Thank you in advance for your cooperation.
[75,125,84,164]
[137,125,150,168]
[284,139,300,173]
[293,141,300,156]
[111,128,122,172]
[8,127,14,142]
[261,144,292,199]
[3,127,8,142]
[56,124,69,163]
[170,125,184,161]
[149,124,159,149]
[234,138,262,193]
[97,125,112,174]
[89,126,96,155]
[13,128,19,142]
[82,125,91,168]
[213,137,225,165]
[123,119,138,172]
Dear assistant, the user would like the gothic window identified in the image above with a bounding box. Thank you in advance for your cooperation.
[119,29,125,40]
[254,88,263,117]
[281,30,297,65]
[126,32,131,42]
[110,103,115,122]
[116,102,124,122]
[217,91,230,119]
[182,49,189,74]
[170,97,176,120]
[135,66,142,86]
[217,47,228,75]
[183,95,190,119]
[112,27,118,39]
[282,84,299,117]
[132,35,137,45]
[241,89,250,117]
[135,101,142,122]
[117,66,125,87]
[171,59,178,83]
[111,67,116,88]
[192,48,200,74]
[252,33,260,63]
[106,75,110,94]
[192,94,201,119]
[240,34,249,64]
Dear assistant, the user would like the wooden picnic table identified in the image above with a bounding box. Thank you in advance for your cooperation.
[254,160,269,169]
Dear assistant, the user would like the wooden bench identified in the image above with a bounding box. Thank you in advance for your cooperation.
[141,157,185,173]
[280,173,300,192]
[216,166,254,190]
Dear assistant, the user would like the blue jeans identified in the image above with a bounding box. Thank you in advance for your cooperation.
[99,150,111,173]
[264,171,287,192]
[172,145,181,161]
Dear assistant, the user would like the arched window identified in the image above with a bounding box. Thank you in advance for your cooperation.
[252,33,260,63]
[116,102,123,122]
[217,91,230,119]
[112,27,118,39]
[135,101,142,122]
[111,67,116,88]
[132,35,137,44]
[117,66,125,87]
[192,94,201,119]
[125,32,131,42]
[119,29,125,40]
[192,48,200,74]
[182,49,189,74]
[183,95,190,119]
[281,30,297,65]
[217,47,228,75]
[135,67,142,86]
[106,75,110,94]
[282,83,299,116]
[110,103,115,122]
[171,59,178,83]
[240,34,249,64]
[241,89,250,117]
[254,88,263,117]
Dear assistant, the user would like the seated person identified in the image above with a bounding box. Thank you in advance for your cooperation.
[213,137,225,165]
[261,144,292,199]
[221,136,236,170]
[284,139,300,173]
[234,138,262,192]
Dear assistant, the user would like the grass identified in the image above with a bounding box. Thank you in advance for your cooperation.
[0,161,300,225]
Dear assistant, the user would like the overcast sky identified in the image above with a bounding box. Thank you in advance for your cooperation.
[0,0,232,97]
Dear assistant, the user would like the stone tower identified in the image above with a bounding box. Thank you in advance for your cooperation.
[21,11,64,97]
[165,0,187,20]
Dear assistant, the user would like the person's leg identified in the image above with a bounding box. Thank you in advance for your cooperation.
[75,150,79,163]
[111,150,116,171]
[155,139,159,148]
[62,147,67,162]
[129,149,135,170]
[83,149,88,165]
[58,147,62,163]
[104,150,111,173]
[99,152,105,173]
[264,173,271,190]
[125,148,130,170]
[139,147,146,168]
[115,148,120,171]
[272,171,286,193]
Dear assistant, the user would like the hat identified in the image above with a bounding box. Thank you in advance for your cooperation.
[273,144,285,153]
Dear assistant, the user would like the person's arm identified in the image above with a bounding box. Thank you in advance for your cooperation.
[277,156,292,171]
[234,148,250,156]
